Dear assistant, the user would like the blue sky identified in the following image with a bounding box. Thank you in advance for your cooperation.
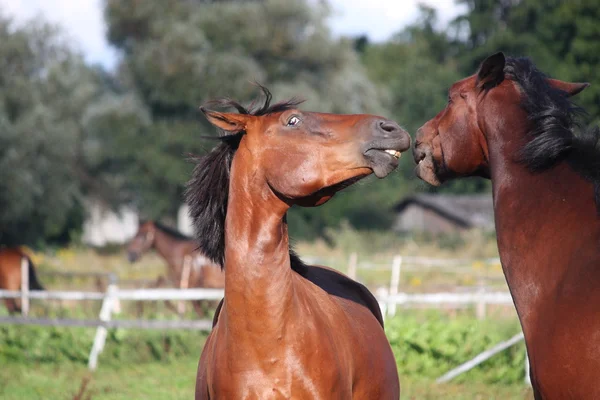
[0,0,462,70]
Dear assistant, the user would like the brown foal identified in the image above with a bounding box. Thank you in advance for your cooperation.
[186,87,410,399]
[414,52,600,399]
[126,220,224,316]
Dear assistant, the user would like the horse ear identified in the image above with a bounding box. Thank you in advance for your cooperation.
[547,79,590,97]
[200,107,250,132]
[476,52,506,89]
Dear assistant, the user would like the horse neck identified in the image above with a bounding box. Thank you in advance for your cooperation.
[222,151,294,337]
[487,120,599,328]
[152,228,185,274]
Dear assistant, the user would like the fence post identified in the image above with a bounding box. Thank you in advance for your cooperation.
[347,252,358,280]
[20,257,29,317]
[88,276,118,371]
[387,256,402,317]
[109,273,121,315]
[178,255,192,315]
[475,280,486,320]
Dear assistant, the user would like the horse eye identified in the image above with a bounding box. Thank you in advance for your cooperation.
[287,116,301,126]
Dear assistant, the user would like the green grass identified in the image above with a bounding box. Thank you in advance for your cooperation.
[0,357,532,400]
[5,243,532,399]
[0,357,199,400]
[0,311,535,399]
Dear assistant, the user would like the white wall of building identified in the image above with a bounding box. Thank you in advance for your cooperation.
[81,201,139,247]
[177,204,194,237]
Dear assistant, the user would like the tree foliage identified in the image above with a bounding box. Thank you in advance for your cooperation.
[0,13,144,245]
[2,0,600,244]
[104,0,387,230]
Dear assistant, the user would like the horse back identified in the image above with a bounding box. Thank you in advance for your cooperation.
[295,264,385,327]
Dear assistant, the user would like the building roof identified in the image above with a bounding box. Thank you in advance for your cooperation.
[392,194,495,230]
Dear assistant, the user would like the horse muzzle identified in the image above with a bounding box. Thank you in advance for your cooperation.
[413,139,443,186]
[362,120,411,178]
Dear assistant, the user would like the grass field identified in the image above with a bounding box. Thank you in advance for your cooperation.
[1,236,534,399]
[0,357,533,400]
[0,311,533,400]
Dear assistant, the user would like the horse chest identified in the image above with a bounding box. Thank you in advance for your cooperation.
[207,328,349,400]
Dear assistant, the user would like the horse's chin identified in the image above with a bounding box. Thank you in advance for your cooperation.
[294,173,368,207]
[415,155,442,186]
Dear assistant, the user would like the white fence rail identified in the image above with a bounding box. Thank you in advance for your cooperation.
[0,288,225,301]
[0,285,222,370]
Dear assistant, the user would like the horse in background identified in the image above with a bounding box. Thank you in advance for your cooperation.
[0,247,45,314]
[126,220,224,316]
[414,52,600,398]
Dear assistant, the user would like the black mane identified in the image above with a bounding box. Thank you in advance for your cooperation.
[151,220,193,241]
[184,85,305,268]
[505,57,600,208]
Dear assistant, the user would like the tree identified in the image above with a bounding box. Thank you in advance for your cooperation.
[103,0,388,236]
[0,12,144,245]
[453,0,600,123]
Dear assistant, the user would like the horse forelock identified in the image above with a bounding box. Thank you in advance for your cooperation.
[500,56,600,210]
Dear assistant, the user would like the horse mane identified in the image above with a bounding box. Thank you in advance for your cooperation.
[184,85,306,269]
[151,220,193,241]
[504,57,600,208]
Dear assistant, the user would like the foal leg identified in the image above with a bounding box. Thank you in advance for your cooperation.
[191,300,206,318]
[153,276,180,315]
[4,299,21,315]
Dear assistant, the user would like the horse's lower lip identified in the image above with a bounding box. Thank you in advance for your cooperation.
[363,149,401,178]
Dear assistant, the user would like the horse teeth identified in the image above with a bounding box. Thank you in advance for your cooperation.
[385,149,401,159]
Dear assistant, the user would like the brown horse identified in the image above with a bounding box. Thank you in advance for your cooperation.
[0,247,45,314]
[126,220,225,316]
[414,52,600,398]
[186,86,409,399]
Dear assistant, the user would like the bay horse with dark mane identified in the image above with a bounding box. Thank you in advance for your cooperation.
[186,86,410,399]
[126,220,224,316]
[0,247,45,314]
[414,52,600,398]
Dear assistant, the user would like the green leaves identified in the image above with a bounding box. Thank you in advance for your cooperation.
[386,313,526,384]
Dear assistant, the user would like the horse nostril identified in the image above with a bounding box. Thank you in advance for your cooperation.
[379,120,400,134]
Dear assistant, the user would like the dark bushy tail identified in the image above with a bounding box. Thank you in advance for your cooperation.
[27,257,45,291]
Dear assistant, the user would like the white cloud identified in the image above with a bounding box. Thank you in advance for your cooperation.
[0,0,463,70]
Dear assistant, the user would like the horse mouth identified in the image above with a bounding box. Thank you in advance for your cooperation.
[364,148,403,178]
[415,153,442,186]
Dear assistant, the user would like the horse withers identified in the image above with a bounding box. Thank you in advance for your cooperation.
[0,247,45,314]
[187,86,410,399]
[414,52,600,398]
[126,220,224,316]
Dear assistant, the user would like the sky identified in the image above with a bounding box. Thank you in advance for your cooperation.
[0,0,462,70]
